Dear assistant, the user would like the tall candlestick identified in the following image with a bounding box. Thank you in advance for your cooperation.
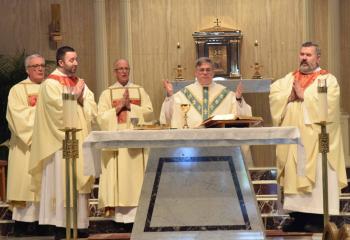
[254,40,259,64]
[318,78,328,122]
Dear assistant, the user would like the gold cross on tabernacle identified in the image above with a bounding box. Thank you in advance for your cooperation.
[214,18,221,27]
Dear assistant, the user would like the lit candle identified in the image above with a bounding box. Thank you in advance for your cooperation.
[318,78,328,122]
[254,40,259,64]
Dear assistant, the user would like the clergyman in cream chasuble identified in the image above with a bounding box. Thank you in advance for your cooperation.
[160,80,254,167]
[269,71,347,214]
[97,81,153,223]
[6,78,41,222]
[160,81,252,129]
[29,69,97,228]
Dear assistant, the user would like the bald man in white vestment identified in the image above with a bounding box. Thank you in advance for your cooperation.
[97,59,153,231]
[269,41,347,233]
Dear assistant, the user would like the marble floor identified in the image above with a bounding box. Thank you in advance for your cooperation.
[0,234,324,240]
[0,168,343,240]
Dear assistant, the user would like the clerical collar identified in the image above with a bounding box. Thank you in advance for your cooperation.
[56,68,75,78]
[114,80,131,88]
[47,69,79,87]
[194,80,214,88]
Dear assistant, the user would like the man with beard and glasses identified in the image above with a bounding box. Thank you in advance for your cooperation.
[269,41,347,233]
[29,46,97,239]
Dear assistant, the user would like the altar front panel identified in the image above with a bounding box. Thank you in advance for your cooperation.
[132,147,264,240]
[82,127,301,239]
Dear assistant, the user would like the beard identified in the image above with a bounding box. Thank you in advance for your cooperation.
[64,66,77,76]
[299,61,317,74]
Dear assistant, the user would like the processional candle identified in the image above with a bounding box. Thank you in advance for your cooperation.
[62,86,78,128]
[318,78,327,122]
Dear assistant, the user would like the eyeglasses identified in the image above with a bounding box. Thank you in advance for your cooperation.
[28,64,46,69]
[114,67,130,72]
[197,68,212,73]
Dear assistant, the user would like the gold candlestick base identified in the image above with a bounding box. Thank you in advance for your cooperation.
[61,128,82,240]
[316,122,340,240]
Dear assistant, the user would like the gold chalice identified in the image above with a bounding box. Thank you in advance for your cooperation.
[180,103,190,129]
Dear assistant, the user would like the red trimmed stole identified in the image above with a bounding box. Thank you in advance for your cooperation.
[112,99,141,124]
[48,74,78,87]
[293,69,328,90]
[27,95,38,106]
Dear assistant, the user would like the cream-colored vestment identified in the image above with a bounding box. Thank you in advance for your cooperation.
[160,81,253,166]
[160,81,252,128]
[269,71,347,214]
[97,81,153,223]
[29,69,97,228]
[6,78,40,222]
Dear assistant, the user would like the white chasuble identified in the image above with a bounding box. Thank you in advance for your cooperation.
[97,82,153,223]
[6,78,41,221]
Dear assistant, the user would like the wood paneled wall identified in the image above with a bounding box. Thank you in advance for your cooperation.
[0,0,96,91]
[126,0,307,166]
[128,0,306,121]
[1,0,349,166]
[340,0,350,115]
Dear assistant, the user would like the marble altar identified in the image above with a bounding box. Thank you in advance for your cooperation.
[83,127,300,240]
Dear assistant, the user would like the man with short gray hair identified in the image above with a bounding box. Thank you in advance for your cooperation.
[160,57,252,128]
[6,54,45,236]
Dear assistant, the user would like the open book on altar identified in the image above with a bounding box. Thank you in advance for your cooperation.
[202,114,263,128]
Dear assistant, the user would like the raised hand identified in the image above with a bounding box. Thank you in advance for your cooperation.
[74,79,85,106]
[74,79,85,97]
[162,79,173,97]
[235,81,244,99]
[293,80,304,100]
[123,88,131,110]
[288,88,297,103]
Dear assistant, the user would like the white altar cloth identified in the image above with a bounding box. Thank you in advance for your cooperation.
[82,127,302,177]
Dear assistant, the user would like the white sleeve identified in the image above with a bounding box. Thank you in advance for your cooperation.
[159,96,174,125]
[236,98,252,116]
